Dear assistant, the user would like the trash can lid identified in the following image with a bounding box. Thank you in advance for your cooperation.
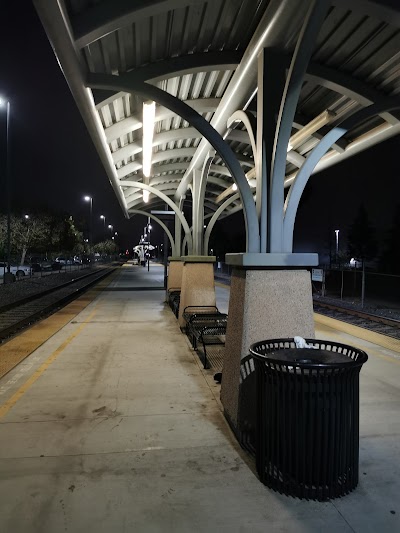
[258,347,356,367]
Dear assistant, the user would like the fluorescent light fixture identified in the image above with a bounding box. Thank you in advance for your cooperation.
[142,101,156,178]
[143,190,150,203]
[215,168,255,204]
[288,110,335,151]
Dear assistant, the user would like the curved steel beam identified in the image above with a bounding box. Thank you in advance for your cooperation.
[129,209,176,256]
[306,62,400,109]
[73,0,205,48]
[175,0,310,200]
[112,127,200,163]
[113,126,253,164]
[152,147,196,165]
[149,162,232,179]
[269,0,331,252]
[332,0,400,30]
[227,110,257,157]
[122,52,241,84]
[194,155,214,254]
[125,189,180,207]
[118,160,142,179]
[283,100,400,251]
[87,72,260,252]
[121,180,192,252]
[105,98,220,142]
[33,0,129,217]
[151,163,188,175]
[204,193,240,255]
[125,182,179,198]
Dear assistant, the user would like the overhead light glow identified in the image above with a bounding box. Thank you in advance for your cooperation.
[142,101,156,178]
[143,190,150,203]
[232,183,238,191]
[288,110,335,151]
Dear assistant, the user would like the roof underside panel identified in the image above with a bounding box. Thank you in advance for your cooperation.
[55,0,400,218]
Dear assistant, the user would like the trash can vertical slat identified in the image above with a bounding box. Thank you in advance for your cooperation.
[250,338,368,500]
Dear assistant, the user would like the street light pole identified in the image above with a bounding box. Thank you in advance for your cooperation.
[84,196,93,247]
[6,101,11,276]
[100,215,106,239]
[335,229,339,264]
[1,98,11,279]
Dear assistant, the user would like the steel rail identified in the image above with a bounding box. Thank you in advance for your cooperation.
[0,267,116,342]
[0,268,113,314]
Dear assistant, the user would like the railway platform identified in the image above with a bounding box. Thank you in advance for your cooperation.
[0,262,399,532]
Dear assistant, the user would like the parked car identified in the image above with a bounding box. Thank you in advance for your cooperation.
[0,262,32,278]
[54,257,74,265]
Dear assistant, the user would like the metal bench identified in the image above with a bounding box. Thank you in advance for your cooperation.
[183,306,228,368]
[167,289,181,318]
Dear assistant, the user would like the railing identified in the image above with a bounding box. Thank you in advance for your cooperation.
[214,262,400,308]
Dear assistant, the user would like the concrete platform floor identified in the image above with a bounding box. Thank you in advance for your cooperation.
[0,263,399,532]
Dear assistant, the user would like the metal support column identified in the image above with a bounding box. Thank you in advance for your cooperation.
[256,48,287,252]
[192,169,202,255]
[269,0,331,251]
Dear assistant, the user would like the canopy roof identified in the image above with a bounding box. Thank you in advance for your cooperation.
[35,0,400,221]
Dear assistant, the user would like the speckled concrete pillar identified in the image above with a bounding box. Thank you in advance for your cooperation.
[178,257,216,328]
[221,269,315,435]
[167,259,183,293]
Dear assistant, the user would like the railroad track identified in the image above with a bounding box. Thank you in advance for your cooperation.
[0,267,116,342]
[214,272,400,340]
[313,299,400,340]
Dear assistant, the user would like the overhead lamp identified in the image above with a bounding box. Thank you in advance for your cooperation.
[288,110,335,151]
[142,101,156,178]
[215,168,256,204]
[143,190,150,203]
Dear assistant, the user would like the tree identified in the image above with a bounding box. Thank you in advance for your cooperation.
[93,240,118,255]
[347,204,377,307]
[0,212,83,263]
[379,205,400,274]
[347,204,377,263]
[0,214,48,264]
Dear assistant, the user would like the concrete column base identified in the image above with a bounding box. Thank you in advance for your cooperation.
[167,259,183,293]
[221,268,315,439]
[178,259,216,328]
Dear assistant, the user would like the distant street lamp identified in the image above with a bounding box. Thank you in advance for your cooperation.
[84,196,93,246]
[24,214,29,220]
[0,96,11,281]
[108,224,113,237]
[335,229,340,263]
[100,214,106,239]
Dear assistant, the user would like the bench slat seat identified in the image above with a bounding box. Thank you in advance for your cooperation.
[183,306,228,368]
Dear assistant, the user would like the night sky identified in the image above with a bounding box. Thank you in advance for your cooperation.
[1,2,399,260]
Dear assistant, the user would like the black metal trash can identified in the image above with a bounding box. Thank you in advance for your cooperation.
[249,338,368,501]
